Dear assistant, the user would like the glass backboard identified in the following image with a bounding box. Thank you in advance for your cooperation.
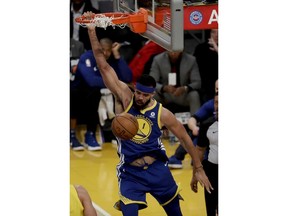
[114,0,184,51]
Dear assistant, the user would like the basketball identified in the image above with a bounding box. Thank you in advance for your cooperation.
[111,113,139,140]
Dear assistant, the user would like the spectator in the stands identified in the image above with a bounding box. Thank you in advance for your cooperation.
[194,29,218,104]
[149,50,201,115]
[129,40,165,83]
[70,38,132,151]
[168,80,218,169]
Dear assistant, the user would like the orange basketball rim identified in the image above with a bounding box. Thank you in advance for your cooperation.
[75,8,148,33]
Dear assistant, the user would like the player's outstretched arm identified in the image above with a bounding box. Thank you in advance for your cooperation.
[160,107,213,193]
[84,12,132,107]
[86,23,123,93]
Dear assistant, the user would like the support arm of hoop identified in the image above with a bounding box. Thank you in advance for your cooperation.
[129,8,148,24]
[128,8,148,33]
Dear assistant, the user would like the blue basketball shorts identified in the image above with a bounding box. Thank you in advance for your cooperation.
[116,160,182,210]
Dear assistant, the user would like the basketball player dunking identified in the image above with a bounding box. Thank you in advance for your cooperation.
[83,12,213,216]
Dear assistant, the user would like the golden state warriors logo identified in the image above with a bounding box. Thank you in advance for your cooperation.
[132,115,153,144]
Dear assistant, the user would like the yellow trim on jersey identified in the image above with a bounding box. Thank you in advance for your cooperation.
[124,96,134,113]
[158,103,163,129]
[139,99,157,114]
[161,183,182,206]
[124,97,158,115]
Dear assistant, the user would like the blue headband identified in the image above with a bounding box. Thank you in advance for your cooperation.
[135,83,155,93]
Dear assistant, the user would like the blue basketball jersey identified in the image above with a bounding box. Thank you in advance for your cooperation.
[114,98,183,213]
[116,99,168,164]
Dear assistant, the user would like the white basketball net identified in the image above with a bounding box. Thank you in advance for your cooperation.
[79,14,127,29]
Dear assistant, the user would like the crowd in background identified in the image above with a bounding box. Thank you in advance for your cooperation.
[70,0,218,151]
[70,1,218,215]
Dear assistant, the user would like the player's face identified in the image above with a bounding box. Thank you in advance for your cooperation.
[133,90,153,110]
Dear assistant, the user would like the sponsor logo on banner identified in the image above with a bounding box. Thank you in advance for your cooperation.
[184,4,218,30]
[190,11,203,25]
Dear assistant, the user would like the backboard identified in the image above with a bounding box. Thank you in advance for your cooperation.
[114,0,184,51]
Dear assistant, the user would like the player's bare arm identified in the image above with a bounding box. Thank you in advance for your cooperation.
[75,185,98,216]
[87,24,123,92]
[160,108,202,167]
[161,107,213,193]
[86,16,133,109]
[196,146,206,162]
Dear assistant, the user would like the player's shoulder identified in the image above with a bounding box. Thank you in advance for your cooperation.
[159,105,173,119]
